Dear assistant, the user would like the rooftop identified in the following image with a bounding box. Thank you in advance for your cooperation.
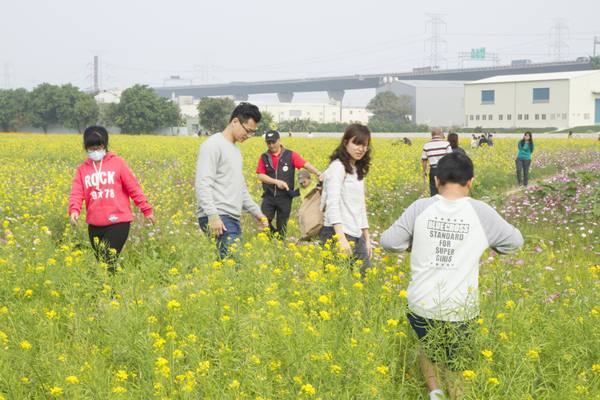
[466,70,600,85]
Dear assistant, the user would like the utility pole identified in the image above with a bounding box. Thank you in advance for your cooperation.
[4,62,10,89]
[594,36,600,57]
[550,18,569,62]
[424,14,447,69]
[94,56,99,92]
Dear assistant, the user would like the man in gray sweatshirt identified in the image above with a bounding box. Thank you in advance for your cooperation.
[381,152,523,400]
[195,103,267,259]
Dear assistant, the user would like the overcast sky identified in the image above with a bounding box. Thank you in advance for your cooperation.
[2,0,599,105]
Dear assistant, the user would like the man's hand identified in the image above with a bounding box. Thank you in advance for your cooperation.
[145,213,157,225]
[338,237,352,256]
[422,170,428,181]
[255,213,268,230]
[365,240,373,259]
[70,212,79,227]
[276,180,289,190]
[210,218,227,237]
[316,171,324,182]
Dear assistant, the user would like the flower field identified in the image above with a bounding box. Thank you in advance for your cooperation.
[0,133,599,399]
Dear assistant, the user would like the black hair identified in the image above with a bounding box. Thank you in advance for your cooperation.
[230,102,261,124]
[329,124,371,181]
[436,152,474,186]
[83,126,109,150]
[447,132,459,149]
[520,131,533,148]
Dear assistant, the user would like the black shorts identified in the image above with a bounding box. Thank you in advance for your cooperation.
[407,310,476,371]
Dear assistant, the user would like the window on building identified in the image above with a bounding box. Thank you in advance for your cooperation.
[584,113,590,120]
[280,112,285,115]
[499,115,503,120]
[533,88,550,103]
[333,112,336,115]
[470,115,474,120]
[562,113,567,119]
[289,110,302,117]
[446,117,452,122]
[319,118,323,122]
[349,110,353,115]
[524,114,529,120]
[306,112,310,116]
[551,114,555,120]
[481,90,495,104]
[489,115,493,120]
[542,114,546,120]
[425,116,431,122]
[319,112,323,115]
[535,114,540,120]
[476,115,480,120]
[482,115,487,120]
[518,114,523,120]
[507,114,512,120]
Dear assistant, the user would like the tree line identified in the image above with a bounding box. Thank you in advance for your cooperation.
[197,91,427,134]
[0,84,180,134]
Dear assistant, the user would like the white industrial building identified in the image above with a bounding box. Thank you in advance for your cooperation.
[464,70,600,128]
[376,80,467,127]
[254,101,371,124]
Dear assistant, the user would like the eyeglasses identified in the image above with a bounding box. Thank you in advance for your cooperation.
[238,120,256,135]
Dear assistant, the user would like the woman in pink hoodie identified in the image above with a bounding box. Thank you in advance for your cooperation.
[69,126,156,273]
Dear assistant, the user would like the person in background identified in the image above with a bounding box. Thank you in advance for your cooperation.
[256,130,323,237]
[289,170,323,203]
[69,126,156,274]
[381,153,523,400]
[447,132,465,155]
[568,131,573,139]
[320,124,372,277]
[470,134,477,149]
[403,137,412,146]
[195,102,267,259]
[486,134,494,147]
[515,131,534,188]
[422,127,452,197]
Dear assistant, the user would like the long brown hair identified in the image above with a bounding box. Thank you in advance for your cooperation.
[447,132,459,149]
[329,124,372,181]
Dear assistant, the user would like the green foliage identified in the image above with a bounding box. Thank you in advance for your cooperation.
[24,83,62,133]
[0,88,28,132]
[197,97,235,133]
[255,111,276,136]
[366,91,414,122]
[57,84,99,134]
[307,121,353,132]
[366,120,428,133]
[277,118,317,132]
[590,55,600,70]
[554,125,600,133]
[109,84,180,135]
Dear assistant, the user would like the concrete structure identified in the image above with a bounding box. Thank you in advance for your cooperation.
[464,70,600,128]
[377,80,467,127]
[94,89,124,104]
[254,101,371,124]
[154,60,590,101]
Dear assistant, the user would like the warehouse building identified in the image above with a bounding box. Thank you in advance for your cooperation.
[376,80,467,127]
[464,70,600,128]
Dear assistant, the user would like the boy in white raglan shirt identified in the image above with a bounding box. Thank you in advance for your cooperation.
[381,152,523,400]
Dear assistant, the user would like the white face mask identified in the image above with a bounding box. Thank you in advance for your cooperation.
[87,149,106,162]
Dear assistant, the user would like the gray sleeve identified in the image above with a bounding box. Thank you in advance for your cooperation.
[195,141,220,221]
[380,197,438,253]
[467,199,524,254]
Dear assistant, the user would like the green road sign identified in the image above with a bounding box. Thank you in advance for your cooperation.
[471,48,486,59]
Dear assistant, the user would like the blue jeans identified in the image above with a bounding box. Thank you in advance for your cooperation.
[198,215,242,260]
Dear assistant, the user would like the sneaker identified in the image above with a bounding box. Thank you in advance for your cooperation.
[517,184,523,188]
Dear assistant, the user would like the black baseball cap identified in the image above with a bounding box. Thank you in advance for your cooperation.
[265,130,280,142]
